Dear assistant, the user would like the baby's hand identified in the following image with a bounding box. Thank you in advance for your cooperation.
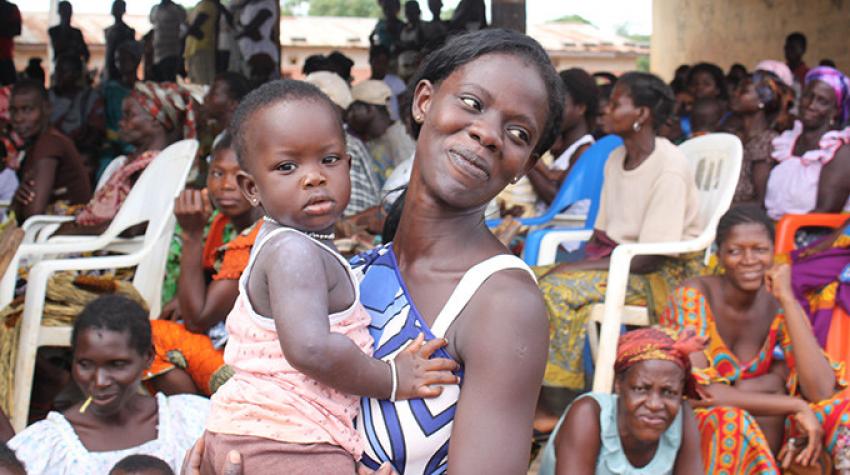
[393,333,460,400]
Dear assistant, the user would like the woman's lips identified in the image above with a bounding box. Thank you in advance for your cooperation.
[448,149,490,182]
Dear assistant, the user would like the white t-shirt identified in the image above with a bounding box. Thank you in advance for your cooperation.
[9,393,209,475]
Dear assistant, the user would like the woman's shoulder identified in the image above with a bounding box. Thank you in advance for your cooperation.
[158,393,210,441]
[8,413,78,471]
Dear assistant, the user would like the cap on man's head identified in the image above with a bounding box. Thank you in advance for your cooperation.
[351,80,392,107]
[304,72,352,110]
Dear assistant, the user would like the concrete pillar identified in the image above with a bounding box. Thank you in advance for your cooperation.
[491,0,526,34]
[652,0,850,80]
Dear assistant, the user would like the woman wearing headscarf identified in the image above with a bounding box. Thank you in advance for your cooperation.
[539,327,705,475]
[765,66,850,219]
[57,81,197,235]
[727,68,794,205]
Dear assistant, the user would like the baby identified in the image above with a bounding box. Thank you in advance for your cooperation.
[201,80,458,474]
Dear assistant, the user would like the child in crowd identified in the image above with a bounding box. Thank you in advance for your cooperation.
[200,80,459,473]
[146,132,263,396]
[110,454,174,475]
[689,96,725,136]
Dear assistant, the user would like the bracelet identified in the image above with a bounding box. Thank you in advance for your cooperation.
[388,359,398,402]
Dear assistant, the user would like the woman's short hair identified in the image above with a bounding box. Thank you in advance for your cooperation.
[687,62,729,101]
[407,28,565,157]
[71,295,151,356]
[109,454,174,475]
[715,204,775,248]
[616,72,676,130]
[560,68,599,131]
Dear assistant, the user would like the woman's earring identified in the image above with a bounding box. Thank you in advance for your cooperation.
[632,121,642,132]
[758,102,765,109]
[414,114,423,124]
[510,175,521,185]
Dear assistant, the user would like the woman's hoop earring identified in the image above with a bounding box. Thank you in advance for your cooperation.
[632,121,642,132]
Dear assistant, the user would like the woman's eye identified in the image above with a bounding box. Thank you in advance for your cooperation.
[508,128,530,143]
[277,163,296,172]
[112,361,127,368]
[461,96,481,110]
[322,156,341,165]
[76,360,92,370]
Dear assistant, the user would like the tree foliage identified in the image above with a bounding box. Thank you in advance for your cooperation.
[285,0,384,18]
[552,14,592,25]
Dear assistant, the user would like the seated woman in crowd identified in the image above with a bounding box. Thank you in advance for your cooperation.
[785,216,850,378]
[765,66,850,219]
[662,205,850,474]
[10,80,92,222]
[539,327,704,475]
[55,81,197,235]
[727,68,794,205]
[145,133,262,396]
[680,62,729,138]
[7,295,209,474]
[535,72,704,428]
[524,68,599,206]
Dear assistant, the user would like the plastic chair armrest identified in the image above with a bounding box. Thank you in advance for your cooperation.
[533,228,593,266]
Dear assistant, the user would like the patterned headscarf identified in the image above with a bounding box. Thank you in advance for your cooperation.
[751,70,795,131]
[614,327,706,399]
[754,59,793,87]
[804,66,850,125]
[129,81,197,139]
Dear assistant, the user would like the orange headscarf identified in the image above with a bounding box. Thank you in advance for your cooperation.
[614,327,706,399]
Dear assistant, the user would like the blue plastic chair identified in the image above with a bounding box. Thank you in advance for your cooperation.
[508,135,622,265]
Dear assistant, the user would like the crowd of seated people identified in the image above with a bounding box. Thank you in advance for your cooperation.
[3,1,850,473]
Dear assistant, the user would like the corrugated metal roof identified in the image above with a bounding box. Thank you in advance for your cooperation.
[16,12,646,56]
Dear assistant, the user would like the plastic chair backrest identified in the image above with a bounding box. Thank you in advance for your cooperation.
[678,133,743,243]
[775,213,849,254]
[109,140,197,300]
[546,134,623,225]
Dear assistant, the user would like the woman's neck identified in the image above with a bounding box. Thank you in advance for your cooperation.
[740,110,769,138]
[133,132,168,157]
[563,122,590,152]
[392,173,495,269]
[230,206,263,231]
[87,392,148,427]
[621,130,656,169]
[617,408,659,467]
[800,121,832,151]
[719,277,759,312]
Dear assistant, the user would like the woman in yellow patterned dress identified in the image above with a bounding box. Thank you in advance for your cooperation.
[661,205,850,474]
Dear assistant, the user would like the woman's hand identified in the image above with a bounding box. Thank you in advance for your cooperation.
[181,437,243,475]
[159,298,181,321]
[357,462,398,474]
[764,264,795,303]
[778,404,824,468]
[393,333,460,400]
[175,189,213,238]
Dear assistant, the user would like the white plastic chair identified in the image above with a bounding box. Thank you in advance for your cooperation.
[533,133,742,392]
[5,139,197,431]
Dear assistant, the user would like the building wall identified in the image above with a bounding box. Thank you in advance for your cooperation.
[550,55,640,75]
[652,0,850,80]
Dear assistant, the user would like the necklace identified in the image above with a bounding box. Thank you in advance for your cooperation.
[262,216,336,241]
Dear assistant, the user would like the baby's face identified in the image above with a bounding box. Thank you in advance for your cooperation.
[240,100,350,233]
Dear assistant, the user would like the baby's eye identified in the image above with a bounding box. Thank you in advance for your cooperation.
[277,163,296,173]
[508,127,530,144]
[461,96,481,111]
[322,155,341,165]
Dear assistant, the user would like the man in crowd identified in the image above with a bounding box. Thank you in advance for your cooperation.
[10,81,91,222]
[185,0,220,85]
[149,0,187,82]
[48,1,90,65]
[102,0,136,83]
[0,0,21,85]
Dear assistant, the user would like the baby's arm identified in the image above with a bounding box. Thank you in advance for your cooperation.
[256,233,458,399]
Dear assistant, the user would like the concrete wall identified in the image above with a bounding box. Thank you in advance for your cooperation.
[652,0,850,80]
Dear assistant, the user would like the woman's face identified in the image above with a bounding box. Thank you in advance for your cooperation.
[799,80,838,130]
[688,71,720,100]
[602,84,644,136]
[119,97,158,147]
[72,328,152,418]
[411,53,549,209]
[615,359,685,444]
[730,80,760,114]
[719,222,774,292]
